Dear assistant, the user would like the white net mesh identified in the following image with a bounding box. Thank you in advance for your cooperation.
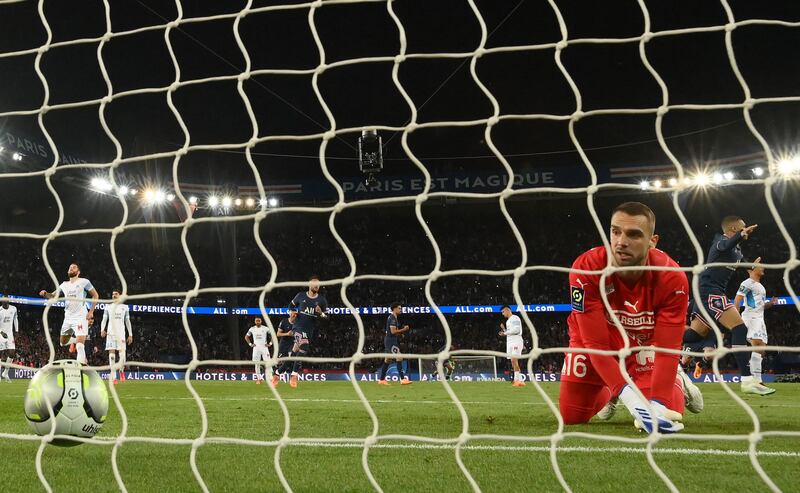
[1,0,800,491]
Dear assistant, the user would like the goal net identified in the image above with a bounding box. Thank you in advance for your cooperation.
[1,0,799,491]
[419,355,498,381]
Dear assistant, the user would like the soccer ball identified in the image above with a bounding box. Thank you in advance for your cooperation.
[23,360,109,446]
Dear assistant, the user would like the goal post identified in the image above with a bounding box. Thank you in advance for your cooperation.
[418,355,498,381]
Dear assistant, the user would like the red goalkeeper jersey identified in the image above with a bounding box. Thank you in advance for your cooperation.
[565,246,689,404]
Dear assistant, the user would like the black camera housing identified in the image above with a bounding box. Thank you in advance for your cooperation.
[358,130,383,174]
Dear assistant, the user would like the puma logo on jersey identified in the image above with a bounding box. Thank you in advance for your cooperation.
[623,300,640,312]
[574,278,587,289]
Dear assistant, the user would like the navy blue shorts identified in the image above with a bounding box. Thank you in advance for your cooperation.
[293,330,309,346]
[690,289,734,325]
[384,339,400,354]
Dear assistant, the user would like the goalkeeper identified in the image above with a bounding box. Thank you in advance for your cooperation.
[560,202,688,433]
[433,344,455,381]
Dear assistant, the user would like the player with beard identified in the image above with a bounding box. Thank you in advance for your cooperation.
[39,263,99,365]
[286,276,328,388]
[245,317,271,384]
[560,202,701,433]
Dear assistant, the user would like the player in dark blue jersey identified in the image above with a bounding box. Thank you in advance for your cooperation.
[378,302,411,385]
[682,215,768,394]
[271,311,297,387]
[287,276,328,388]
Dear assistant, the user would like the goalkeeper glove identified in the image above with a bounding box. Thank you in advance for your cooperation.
[618,384,683,434]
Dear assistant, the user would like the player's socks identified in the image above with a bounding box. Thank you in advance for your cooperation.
[109,353,117,381]
[1,356,10,379]
[254,364,261,381]
[118,349,126,381]
[286,352,295,373]
[379,362,389,381]
[513,371,521,383]
[730,323,752,378]
[682,328,704,344]
[398,361,411,384]
[292,348,307,375]
[60,336,77,347]
[749,352,762,383]
[76,342,86,365]
[65,336,77,352]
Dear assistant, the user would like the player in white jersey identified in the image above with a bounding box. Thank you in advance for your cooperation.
[244,317,271,384]
[101,290,133,385]
[39,262,99,365]
[734,258,778,395]
[499,305,526,387]
[0,301,20,382]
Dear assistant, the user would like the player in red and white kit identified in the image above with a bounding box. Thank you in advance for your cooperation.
[559,202,693,433]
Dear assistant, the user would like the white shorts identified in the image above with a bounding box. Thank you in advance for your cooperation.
[743,315,768,343]
[105,333,127,351]
[506,342,523,358]
[61,318,88,338]
[252,347,269,362]
[0,339,14,351]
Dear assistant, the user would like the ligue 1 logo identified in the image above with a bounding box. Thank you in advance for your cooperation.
[571,286,585,312]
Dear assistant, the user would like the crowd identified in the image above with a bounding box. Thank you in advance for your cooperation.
[1,198,799,375]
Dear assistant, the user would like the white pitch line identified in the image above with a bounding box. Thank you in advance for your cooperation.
[242,442,800,457]
[0,432,797,458]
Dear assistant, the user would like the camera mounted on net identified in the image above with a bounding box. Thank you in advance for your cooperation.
[358,129,383,186]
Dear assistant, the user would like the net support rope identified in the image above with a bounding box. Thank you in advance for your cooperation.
[0,0,797,492]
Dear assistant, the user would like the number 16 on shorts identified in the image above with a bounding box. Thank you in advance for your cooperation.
[561,353,588,378]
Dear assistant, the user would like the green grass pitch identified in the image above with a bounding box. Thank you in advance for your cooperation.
[1,380,798,492]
